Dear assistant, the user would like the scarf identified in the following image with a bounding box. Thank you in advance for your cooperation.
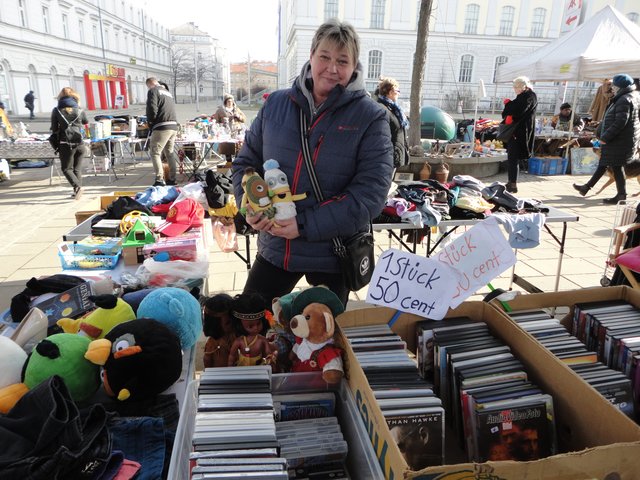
[378,95,408,129]
[57,96,79,109]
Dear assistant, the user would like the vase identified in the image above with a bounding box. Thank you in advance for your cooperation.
[419,162,431,181]
[433,162,449,183]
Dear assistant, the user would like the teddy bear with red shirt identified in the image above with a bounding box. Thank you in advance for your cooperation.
[288,287,345,384]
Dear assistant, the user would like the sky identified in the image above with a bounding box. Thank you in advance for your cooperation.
[150,0,280,63]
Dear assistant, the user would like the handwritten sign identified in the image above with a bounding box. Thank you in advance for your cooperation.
[435,217,517,308]
[366,249,460,320]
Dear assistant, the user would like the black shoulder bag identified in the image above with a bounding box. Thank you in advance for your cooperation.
[298,110,375,291]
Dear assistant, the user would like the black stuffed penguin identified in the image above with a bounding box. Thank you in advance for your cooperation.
[85,318,182,401]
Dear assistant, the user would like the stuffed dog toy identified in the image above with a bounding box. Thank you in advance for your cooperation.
[289,287,345,384]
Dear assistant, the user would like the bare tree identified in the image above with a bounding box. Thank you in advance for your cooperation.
[170,46,192,98]
[408,0,434,150]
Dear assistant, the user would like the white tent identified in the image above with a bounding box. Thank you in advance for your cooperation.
[496,5,640,82]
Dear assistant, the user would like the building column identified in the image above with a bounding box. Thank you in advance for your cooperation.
[515,5,530,36]
[83,73,95,111]
[97,80,107,109]
[119,80,128,108]
[109,80,117,108]
[485,0,499,35]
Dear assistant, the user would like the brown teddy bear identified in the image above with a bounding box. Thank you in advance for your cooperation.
[289,287,345,384]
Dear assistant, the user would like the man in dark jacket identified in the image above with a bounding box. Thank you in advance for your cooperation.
[24,91,35,119]
[145,77,178,186]
[573,74,640,204]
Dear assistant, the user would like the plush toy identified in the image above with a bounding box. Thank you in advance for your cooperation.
[263,159,307,221]
[239,167,276,220]
[84,318,182,402]
[289,287,345,384]
[0,337,29,413]
[57,294,136,339]
[228,292,275,367]
[136,287,201,349]
[267,291,301,372]
[0,333,101,413]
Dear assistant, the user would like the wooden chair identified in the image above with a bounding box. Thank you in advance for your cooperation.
[609,222,640,288]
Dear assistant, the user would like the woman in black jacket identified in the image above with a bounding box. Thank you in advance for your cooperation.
[573,74,640,204]
[50,87,89,199]
[375,77,409,170]
[501,76,537,193]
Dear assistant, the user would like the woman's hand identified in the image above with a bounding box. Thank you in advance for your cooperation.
[244,207,274,232]
[269,217,300,240]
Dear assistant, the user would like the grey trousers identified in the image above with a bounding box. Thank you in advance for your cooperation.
[149,129,177,182]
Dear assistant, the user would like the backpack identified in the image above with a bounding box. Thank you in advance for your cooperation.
[56,108,84,144]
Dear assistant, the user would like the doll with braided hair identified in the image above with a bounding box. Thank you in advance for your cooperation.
[227,292,276,367]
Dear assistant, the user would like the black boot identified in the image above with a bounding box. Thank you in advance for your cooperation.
[602,194,626,205]
[572,183,590,196]
[506,182,518,193]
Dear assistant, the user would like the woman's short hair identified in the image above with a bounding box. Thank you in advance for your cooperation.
[377,77,399,97]
[513,76,532,89]
[310,19,360,66]
[57,87,80,102]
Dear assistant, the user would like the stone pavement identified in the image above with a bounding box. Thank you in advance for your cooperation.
[0,102,633,315]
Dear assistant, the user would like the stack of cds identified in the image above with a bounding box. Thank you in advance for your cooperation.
[342,324,444,469]
[190,366,287,479]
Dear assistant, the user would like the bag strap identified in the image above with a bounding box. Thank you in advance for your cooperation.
[298,109,346,257]
[56,107,82,128]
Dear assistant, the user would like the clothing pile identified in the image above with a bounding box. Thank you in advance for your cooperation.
[376,175,549,228]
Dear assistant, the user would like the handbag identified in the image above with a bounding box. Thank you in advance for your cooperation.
[496,121,518,142]
[298,110,375,291]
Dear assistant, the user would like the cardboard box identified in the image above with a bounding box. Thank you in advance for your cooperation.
[337,297,640,479]
[99,191,138,210]
[75,210,103,225]
[121,245,145,266]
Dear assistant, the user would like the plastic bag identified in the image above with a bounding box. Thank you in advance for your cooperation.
[212,219,238,252]
[135,257,209,288]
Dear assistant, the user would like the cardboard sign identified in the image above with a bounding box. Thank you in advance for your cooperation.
[366,248,460,320]
[436,217,517,308]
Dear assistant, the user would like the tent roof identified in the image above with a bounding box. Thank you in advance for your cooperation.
[496,5,640,82]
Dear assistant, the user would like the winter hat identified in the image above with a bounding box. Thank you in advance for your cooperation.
[223,94,234,102]
[560,103,571,110]
[612,74,633,89]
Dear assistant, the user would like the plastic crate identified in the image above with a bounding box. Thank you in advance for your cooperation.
[528,156,568,175]
[58,243,121,270]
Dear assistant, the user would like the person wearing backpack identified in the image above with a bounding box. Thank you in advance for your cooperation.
[50,87,89,199]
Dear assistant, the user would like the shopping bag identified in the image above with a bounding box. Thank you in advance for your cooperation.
[212,219,238,253]
[496,122,518,142]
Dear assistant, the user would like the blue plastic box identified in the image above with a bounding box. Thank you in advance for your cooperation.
[529,156,568,176]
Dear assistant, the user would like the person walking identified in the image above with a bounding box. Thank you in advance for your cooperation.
[573,74,640,204]
[501,76,538,193]
[232,19,393,306]
[375,77,409,170]
[50,87,89,199]
[24,90,35,119]
[145,77,178,186]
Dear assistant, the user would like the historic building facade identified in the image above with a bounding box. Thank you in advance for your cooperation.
[0,0,172,114]
[277,0,640,115]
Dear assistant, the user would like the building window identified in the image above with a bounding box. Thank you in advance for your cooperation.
[464,4,480,34]
[104,29,109,50]
[530,8,546,37]
[459,54,474,83]
[18,0,27,27]
[367,50,382,80]
[324,0,338,20]
[78,20,84,43]
[499,6,514,36]
[628,12,639,24]
[92,24,98,47]
[114,32,119,51]
[371,0,385,29]
[493,56,508,82]
[42,6,49,33]
[62,14,69,39]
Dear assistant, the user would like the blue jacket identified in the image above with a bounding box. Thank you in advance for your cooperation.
[232,61,393,273]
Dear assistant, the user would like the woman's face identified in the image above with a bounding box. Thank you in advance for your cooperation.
[513,84,525,95]
[387,85,400,102]
[309,39,355,102]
